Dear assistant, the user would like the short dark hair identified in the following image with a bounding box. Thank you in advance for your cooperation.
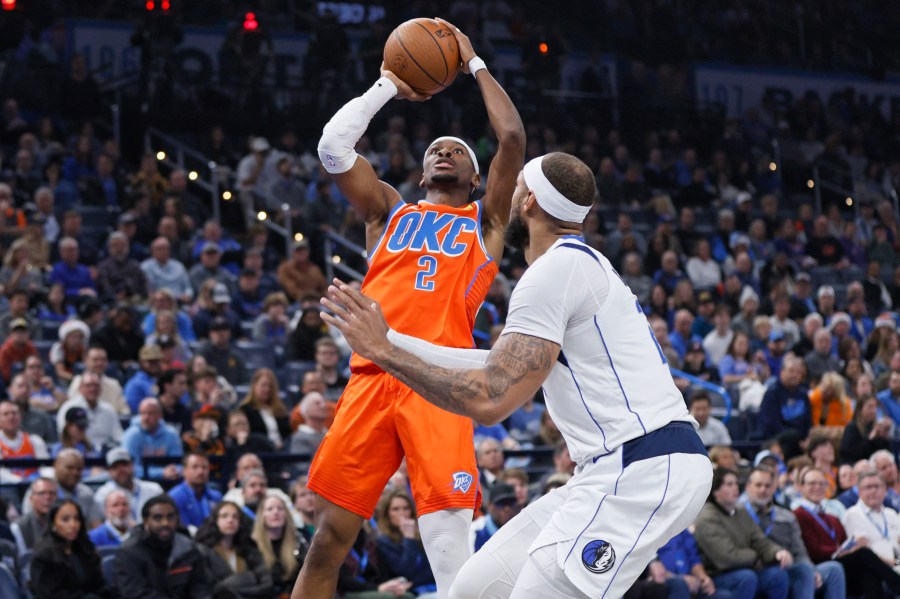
[689,392,711,408]
[141,494,177,519]
[158,368,184,392]
[541,152,596,213]
[182,451,209,467]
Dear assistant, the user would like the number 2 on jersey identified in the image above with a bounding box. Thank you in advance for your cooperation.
[415,255,438,291]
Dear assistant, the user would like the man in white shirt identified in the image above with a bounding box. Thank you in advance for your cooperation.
[842,470,900,567]
[57,372,123,449]
[140,237,193,303]
[68,346,130,415]
[689,393,732,446]
[702,304,734,367]
[93,448,163,524]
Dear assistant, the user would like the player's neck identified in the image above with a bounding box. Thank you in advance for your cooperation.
[423,186,470,208]
[525,227,582,265]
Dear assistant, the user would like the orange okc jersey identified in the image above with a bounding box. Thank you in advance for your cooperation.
[352,199,497,371]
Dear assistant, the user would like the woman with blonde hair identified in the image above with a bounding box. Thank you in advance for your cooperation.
[146,309,192,362]
[252,493,305,597]
[0,237,44,294]
[808,371,853,429]
[239,368,291,449]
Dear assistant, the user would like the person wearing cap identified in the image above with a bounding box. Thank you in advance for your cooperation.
[276,237,327,302]
[732,286,760,338]
[470,482,521,553]
[0,289,38,341]
[20,209,51,267]
[122,397,183,481]
[141,236,194,304]
[0,315,38,382]
[757,357,812,454]
[197,316,247,385]
[48,236,97,303]
[678,343,718,391]
[49,318,89,385]
[692,291,718,339]
[96,230,148,302]
[243,245,279,296]
[232,267,264,321]
[189,240,236,297]
[764,328,789,378]
[124,344,164,413]
[93,447,164,524]
[828,312,852,352]
[190,220,242,271]
[56,371,123,450]
[237,136,281,225]
[192,282,242,340]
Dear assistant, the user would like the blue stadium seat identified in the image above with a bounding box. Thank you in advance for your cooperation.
[78,206,116,229]
[40,321,60,341]
[0,562,21,599]
[283,360,316,389]
[842,266,864,284]
[101,554,117,589]
[96,545,118,559]
[19,550,32,590]
[234,341,277,372]
[811,266,842,287]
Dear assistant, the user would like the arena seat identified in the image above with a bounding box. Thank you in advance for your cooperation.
[0,562,20,599]
[234,341,277,372]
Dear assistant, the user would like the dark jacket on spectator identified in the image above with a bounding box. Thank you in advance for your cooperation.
[115,526,211,599]
[241,405,291,444]
[756,380,812,440]
[196,542,274,598]
[30,532,110,599]
[93,322,145,364]
[693,501,783,577]
[839,420,890,465]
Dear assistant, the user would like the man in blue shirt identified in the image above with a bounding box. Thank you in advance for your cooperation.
[471,483,520,552]
[877,371,900,427]
[168,453,222,529]
[49,236,96,303]
[124,344,163,413]
[121,397,182,482]
[89,489,133,547]
[655,528,721,599]
[756,357,811,458]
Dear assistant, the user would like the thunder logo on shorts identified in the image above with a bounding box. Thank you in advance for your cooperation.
[582,539,616,574]
[451,471,474,493]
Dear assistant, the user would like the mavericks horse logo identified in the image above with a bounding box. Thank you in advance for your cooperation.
[582,539,616,574]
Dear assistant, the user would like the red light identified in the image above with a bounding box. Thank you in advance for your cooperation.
[145,0,154,10]
[2,0,16,9]
[243,12,259,31]
[161,0,170,9]
[539,42,549,54]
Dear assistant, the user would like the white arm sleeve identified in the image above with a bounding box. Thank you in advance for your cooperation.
[317,77,398,174]
[387,329,489,369]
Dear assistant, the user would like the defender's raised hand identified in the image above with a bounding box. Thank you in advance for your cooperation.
[321,278,392,361]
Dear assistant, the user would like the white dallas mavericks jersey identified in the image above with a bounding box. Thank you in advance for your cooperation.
[502,236,693,464]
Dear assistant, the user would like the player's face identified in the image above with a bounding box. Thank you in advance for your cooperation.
[423,141,472,185]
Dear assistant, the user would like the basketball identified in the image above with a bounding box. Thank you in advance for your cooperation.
[383,18,461,95]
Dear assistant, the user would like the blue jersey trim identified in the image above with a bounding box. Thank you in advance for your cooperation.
[622,421,707,467]
[594,315,647,435]
[464,258,494,298]
[564,364,609,453]
[602,456,671,599]
[367,200,408,265]
[558,241,600,263]
[473,199,493,260]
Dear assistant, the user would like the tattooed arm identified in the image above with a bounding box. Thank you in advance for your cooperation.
[321,280,559,424]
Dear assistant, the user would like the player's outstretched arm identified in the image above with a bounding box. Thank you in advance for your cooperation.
[321,279,557,424]
[439,19,525,259]
[317,66,429,231]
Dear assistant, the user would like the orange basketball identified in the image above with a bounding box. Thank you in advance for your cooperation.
[383,18,461,95]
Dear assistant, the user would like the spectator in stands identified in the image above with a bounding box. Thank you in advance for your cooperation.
[374,489,436,595]
[88,489,134,547]
[96,231,148,302]
[189,242,236,296]
[198,316,247,384]
[793,466,900,597]
[313,337,348,401]
[253,493,305,595]
[148,313,192,364]
[115,495,211,599]
[290,476,316,541]
[224,469,269,520]
[122,397,182,481]
[195,500,274,597]
[9,372,57,443]
[763,330,788,378]
[252,291,290,345]
[50,406,97,458]
[285,306,328,362]
[11,477,57,556]
[731,287,760,337]
[808,372,853,430]
[841,470,900,567]
[124,344,164,413]
[703,304,734,367]
[93,303,145,365]
[49,236,96,304]
[190,364,237,415]
[471,482,521,553]
[620,252,653,305]
[869,450,900,512]
[49,318,89,385]
[243,247,280,297]
[717,332,760,385]
[0,317,37,382]
[686,240,722,292]
[876,370,900,427]
[29,499,111,599]
[239,368,290,450]
[669,309,701,361]
[654,528,723,599]
[224,410,274,468]
[142,288,196,342]
[476,438,505,488]
[836,460,876,509]
[169,452,222,530]
[289,391,329,463]
[499,468,530,508]
[743,467,846,598]
[789,273,817,320]
[756,357,811,451]
[653,250,686,295]
[93,448,163,524]
[276,238,326,302]
[839,396,891,465]
[158,368,191,434]
[67,346,130,415]
[0,290,39,339]
[22,449,93,517]
[232,268,265,322]
[0,398,49,482]
[804,329,839,383]
[806,216,848,268]
[680,341,718,386]
[690,393,731,446]
[141,237,193,303]
[693,468,792,599]
[194,286,242,340]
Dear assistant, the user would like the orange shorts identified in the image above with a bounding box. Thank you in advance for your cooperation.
[308,370,480,518]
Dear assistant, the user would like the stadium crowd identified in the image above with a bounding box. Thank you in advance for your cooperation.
[5,3,900,599]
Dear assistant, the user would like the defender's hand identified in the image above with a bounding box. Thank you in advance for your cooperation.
[436,18,476,71]
[379,62,431,102]
[321,278,392,362]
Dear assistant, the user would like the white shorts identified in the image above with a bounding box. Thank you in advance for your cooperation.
[450,422,713,599]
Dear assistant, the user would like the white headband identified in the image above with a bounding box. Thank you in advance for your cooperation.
[523,156,591,223]
[425,136,479,174]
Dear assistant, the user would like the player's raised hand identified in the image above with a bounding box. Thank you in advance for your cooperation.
[321,278,392,361]
[379,61,431,102]
[435,18,476,72]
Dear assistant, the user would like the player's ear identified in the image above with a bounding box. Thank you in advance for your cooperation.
[470,173,481,194]
[419,172,426,189]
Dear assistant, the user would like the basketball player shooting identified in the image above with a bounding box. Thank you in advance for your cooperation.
[320,152,714,598]
[291,18,525,599]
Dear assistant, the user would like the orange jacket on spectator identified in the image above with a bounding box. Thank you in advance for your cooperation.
[808,388,853,428]
[0,338,37,382]
[276,260,327,301]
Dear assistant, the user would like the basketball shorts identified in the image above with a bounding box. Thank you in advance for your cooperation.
[308,370,481,518]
